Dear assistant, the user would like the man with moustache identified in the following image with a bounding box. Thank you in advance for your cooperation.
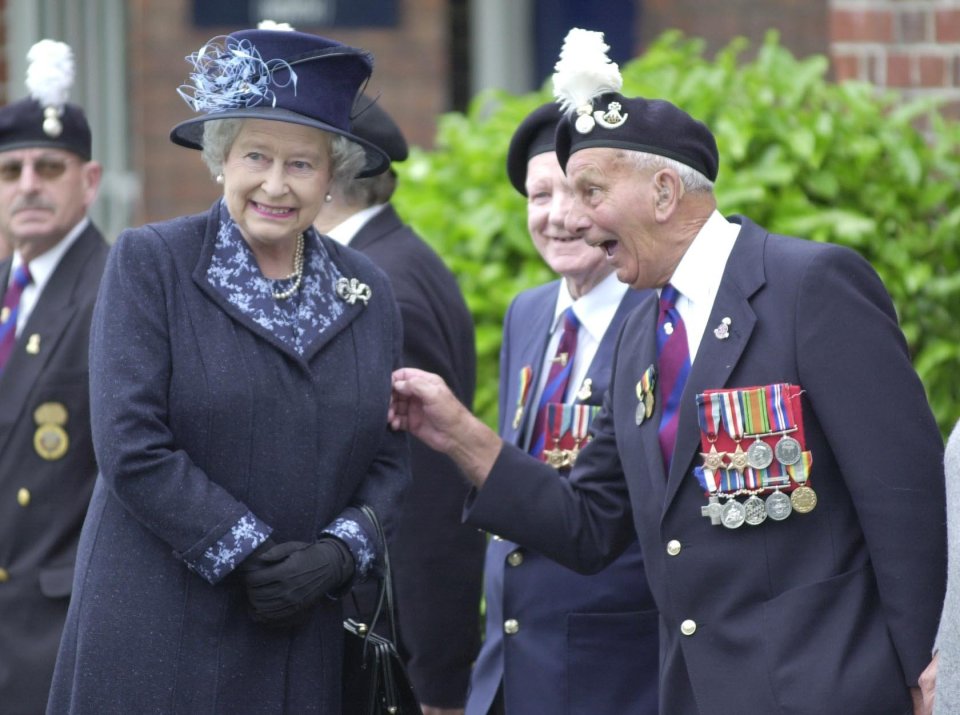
[0,40,107,714]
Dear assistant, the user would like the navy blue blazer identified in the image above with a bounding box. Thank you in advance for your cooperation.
[344,204,485,708]
[467,216,946,715]
[0,225,107,715]
[466,281,658,715]
[48,205,410,714]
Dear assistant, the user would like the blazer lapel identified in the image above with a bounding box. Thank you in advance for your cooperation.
[618,296,670,506]
[0,230,97,448]
[505,288,556,448]
[663,217,768,510]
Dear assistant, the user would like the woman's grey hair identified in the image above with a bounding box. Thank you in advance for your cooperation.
[200,118,367,190]
[620,150,714,194]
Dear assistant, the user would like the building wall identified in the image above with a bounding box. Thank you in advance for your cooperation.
[3,0,960,226]
[830,0,960,116]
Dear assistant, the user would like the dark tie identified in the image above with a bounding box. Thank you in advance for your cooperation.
[0,263,32,372]
[529,306,580,459]
[657,284,690,472]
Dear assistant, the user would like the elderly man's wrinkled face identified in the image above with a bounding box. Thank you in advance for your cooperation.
[0,147,100,262]
[525,151,611,298]
[222,119,332,253]
[564,148,667,291]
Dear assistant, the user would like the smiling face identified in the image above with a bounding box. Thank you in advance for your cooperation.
[0,147,101,263]
[563,147,678,290]
[222,119,333,258]
[525,151,612,298]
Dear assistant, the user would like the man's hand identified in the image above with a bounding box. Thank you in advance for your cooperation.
[390,367,502,486]
[917,652,938,715]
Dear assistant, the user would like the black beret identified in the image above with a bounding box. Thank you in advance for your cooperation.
[171,28,389,177]
[350,96,408,164]
[505,102,563,196]
[555,92,719,182]
[0,98,92,160]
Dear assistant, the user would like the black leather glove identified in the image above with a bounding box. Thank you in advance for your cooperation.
[242,538,355,626]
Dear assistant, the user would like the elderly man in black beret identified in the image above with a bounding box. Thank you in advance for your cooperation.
[314,96,485,715]
[390,28,945,715]
[0,40,107,714]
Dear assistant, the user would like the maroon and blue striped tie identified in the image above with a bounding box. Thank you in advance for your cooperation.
[0,263,32,372]
[529,307,579,460]
[657,284,690,473]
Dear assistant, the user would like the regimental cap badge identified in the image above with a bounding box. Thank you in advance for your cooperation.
[25,40,76,138]
[552,28,624,135]
[594,100,628,129]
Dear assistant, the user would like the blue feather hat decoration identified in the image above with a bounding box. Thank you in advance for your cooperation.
[170,26,389,177]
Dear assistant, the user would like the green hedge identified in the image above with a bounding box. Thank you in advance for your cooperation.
[394,31,960,438]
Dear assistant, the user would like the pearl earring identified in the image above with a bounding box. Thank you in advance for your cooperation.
[215,174,224,185]
[324,193,333,203]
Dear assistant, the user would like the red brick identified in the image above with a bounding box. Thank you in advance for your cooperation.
[832,53,861,82]
[936,9,960,43]
[898,10,929,44]
[887,53,912,87]
[831,9,894,43]
[918,55,947,87]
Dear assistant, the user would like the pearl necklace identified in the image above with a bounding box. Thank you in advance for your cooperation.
[272,233,305,300]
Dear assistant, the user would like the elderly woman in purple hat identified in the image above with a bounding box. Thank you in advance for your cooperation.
[47,26,410,713]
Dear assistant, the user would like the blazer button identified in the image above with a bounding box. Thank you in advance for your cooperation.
[0,568,9,583]
[680,619,697,636]
[504,619,519,635]
[507,551,524,567]
[666,539,682,556]
[17,488,30,507]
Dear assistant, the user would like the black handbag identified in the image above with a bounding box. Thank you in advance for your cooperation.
[342,505,421,715]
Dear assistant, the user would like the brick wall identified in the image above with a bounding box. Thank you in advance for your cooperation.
[830,0,960,116]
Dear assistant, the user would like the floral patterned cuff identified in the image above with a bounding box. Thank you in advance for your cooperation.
[325,516,376,580]
[187,511,272,585]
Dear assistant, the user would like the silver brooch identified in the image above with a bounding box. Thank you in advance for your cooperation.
[593,101,628,129]
[713,317,732,340]
[336,277,372,305]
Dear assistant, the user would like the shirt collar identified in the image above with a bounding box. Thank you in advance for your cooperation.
[324,204,387,246]
[666,209,740,306]
[12,216,89,292]
[554,271,628,343]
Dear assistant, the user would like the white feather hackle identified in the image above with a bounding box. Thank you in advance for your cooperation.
[552,28,622,117]
[25,39,75,111]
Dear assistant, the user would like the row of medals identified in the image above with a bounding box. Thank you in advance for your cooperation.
[704,431,817,529]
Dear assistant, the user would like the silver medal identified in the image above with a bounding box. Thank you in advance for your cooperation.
[743,495,767,526]
[635,401,646,426]
[765,491,793,521]
[774,435,802,466]
[746,439,774,470]
[720,499,746,529]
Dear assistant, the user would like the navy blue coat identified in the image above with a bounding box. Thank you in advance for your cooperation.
[466,281,658,715]
[47,205,410,714]
[467,217,946,715]
[0,225,107,715]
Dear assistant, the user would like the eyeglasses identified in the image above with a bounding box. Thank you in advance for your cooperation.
[0,157,75,182]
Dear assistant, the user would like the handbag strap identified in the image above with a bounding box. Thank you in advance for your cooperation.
[358,504,400,648]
